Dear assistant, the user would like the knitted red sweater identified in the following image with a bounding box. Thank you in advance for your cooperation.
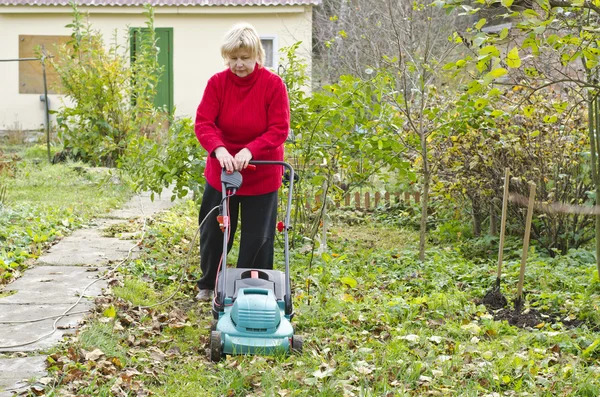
[195,66,290,195]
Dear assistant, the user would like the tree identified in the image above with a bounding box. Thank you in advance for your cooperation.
[438,89,594,254]
[312,0,469,85]
[52,4,163,167]
[438,0,600,277]
[313,0,489,261]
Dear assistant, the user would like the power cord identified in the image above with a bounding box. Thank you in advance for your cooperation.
[0,196,221,349]
[0,195,150,350]
[136,205,220,309]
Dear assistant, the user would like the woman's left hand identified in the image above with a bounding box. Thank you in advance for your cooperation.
[234,148,253,170]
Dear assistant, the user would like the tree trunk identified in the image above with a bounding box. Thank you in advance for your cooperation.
[419,134,430,262]
[419,171,429,262]
[594,97,600,279]
[489,200,498,236]
[589,93,600,279]
[471,198,483,238]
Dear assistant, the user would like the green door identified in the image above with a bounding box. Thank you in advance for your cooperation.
[130,27,173,115]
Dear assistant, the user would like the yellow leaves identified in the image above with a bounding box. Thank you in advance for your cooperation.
[341,293,355,302]
[524,106,535,118]
[484,68,507,85]
[103,305,117,318]
[582,338,600,358]
[340,276,357,288]
[111,357,124,369]
[488,87,502,97]
[552,101,568,114]
[461,322,482,335]
[474,98,489,110]
[501,0,514,7]
[479,45,500,57]
[506,47,521,68]
[475,18,486,30]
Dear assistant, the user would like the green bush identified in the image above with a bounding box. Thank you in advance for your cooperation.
[52,4,163,167]
[120,117,205,201]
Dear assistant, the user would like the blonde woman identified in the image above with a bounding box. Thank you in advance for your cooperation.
[194,23,290,301]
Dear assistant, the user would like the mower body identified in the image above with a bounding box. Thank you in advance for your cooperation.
[215,271,294,355]
[211,269,298,359]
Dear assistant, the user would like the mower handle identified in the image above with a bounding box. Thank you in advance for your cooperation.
[217,160,296,317]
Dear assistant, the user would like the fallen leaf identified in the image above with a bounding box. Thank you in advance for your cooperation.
[428,335,443,344]
[400,334,419,343]
[84,348,105,361]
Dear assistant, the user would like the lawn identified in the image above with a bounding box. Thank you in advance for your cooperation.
[0,143,132,285]
[40,199,600,397]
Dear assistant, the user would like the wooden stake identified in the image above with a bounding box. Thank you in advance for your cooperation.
[516,182,536,308]
[496,168,510,288]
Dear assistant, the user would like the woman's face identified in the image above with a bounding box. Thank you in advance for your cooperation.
[227,49,257,78]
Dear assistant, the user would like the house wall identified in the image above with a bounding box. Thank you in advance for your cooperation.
[0,6,313,131]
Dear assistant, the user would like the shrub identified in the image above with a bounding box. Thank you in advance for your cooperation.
[52,4,163,167]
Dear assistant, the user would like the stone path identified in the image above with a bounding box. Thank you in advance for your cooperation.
[0,189,181,396]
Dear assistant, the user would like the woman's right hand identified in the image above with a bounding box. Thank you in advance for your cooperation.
[214,147,235,172]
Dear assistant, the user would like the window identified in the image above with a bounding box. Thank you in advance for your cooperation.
[261,38,275,68]
[19,35,70,94]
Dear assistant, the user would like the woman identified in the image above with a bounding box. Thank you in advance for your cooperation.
[194,23,290,301]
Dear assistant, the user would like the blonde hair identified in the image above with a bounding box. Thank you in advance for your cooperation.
[221,23,265,67]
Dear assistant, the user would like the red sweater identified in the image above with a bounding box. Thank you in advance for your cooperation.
[195,66,290,195]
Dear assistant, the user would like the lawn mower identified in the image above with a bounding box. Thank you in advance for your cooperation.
[209,160,302,361]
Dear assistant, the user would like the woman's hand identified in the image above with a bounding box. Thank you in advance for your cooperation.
[234,148,253,170]
[214,147,235,172]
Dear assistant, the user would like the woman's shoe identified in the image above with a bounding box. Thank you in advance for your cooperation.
[195,289,213,302]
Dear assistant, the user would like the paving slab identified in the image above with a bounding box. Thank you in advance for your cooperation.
[108,188,178,220]
[0,266,107,305]
[37,225,140,266]
[0,302,92,352]
[0,356,47,397]
[0,185,185,394]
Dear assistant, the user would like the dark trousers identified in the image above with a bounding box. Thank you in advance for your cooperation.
[197,183,278,290]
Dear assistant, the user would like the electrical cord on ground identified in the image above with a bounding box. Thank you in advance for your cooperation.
[0,195,150,350]
[0,197,220,349]
[137,204,220,310]
[0,311,90,325]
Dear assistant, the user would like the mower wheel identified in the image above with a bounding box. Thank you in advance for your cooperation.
[291,335,303,353]
[210,331,222,362]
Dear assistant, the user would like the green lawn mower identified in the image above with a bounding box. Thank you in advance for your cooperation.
[209,160,302,361]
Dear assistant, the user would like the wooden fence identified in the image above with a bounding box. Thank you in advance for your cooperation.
[310,191,421,210]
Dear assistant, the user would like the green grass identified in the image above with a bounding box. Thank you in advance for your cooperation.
[0,143,132,284]
[112,278,160,307]
[77,321,129,365]
[41,200,600,396]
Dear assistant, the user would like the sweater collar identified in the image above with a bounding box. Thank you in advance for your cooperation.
[227,66,261,86]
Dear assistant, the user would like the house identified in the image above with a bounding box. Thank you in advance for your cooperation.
[0,0,320,132]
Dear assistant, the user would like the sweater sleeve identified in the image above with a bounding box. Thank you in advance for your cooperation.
[245,75,290,158]
[195,75,225,155]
